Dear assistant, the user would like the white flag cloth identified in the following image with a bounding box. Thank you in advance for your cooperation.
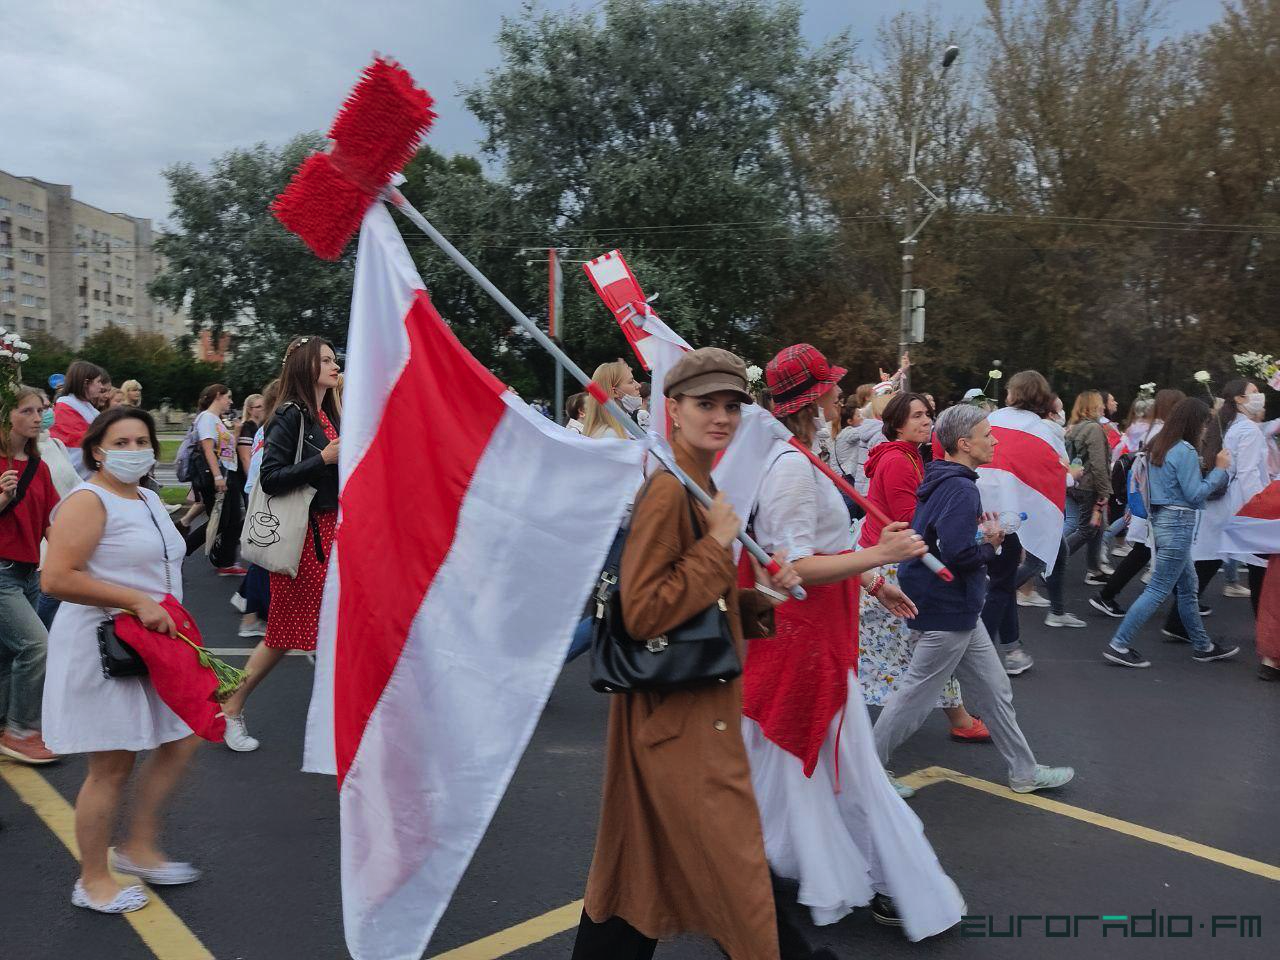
[304,204,644,960]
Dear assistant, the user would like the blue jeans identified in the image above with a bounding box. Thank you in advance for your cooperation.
[1110,508,1212,653]
[1065,494,1103,571]
[1102,515,1127,549]
[0,560,49,732]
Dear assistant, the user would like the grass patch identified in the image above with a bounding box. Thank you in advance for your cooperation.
[159,485,190,506]
[159,438,182,462]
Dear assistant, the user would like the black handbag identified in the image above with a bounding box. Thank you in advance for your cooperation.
[97,619,148,678]
[588,484,741,694]
[96,496,172,680]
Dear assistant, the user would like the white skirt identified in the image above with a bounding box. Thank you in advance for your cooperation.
[42,600,192,754]
[742,672,965,940]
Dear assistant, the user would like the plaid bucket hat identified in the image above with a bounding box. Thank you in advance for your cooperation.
[764,344,847,416]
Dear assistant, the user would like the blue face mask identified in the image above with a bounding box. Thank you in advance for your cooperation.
[40,409,54,430]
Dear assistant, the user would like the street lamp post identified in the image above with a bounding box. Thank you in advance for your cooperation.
[898,44,959,391]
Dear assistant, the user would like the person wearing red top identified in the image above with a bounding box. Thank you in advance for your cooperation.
[856,393,992,756]
[49,361,107,480]
[0,386,59,764]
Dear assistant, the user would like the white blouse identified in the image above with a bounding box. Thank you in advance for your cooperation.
[752,443,852,562]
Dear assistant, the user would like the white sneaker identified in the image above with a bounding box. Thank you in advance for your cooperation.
[1003,649,1034,675]
[1097,561,1115,576]
[1110,543,1132,558]
[238,622,267,638]
[1017,589,1051,608]
[222,713,259,752]
[1141,566,1153,584]
[1223,583,1252,599]
[1045,612,1087,628]
[229,593,247,613]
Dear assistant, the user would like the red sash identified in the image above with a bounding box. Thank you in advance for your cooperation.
[741,554,859,779]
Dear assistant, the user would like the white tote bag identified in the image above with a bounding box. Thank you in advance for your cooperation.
[240,407,317,578]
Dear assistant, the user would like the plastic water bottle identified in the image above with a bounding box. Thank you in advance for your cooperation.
[975,511,1027,541]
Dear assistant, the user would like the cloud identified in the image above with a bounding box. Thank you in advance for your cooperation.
[0,0,1225,225]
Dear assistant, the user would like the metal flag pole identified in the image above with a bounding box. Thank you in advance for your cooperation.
[386,188,806,600]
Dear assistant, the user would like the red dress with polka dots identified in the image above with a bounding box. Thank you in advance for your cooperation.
[264,412,337,652]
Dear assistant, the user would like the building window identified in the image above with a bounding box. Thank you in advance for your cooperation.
[20,272,34,285]
[17,202,32,216]
[36,297,47,308]
[1,291,15,303]
[116,294,125,305]
[19,227,32,240]
[93,290,100,301]
[35,276,45,288]
[0,268,11,280]
[21,249,33,262]
[21,294,36,307]
[33,231,43,244]
[2,312,14,323]
[34,253,44,266]
[0,196,10,209]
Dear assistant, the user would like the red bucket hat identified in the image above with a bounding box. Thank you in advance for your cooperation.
[765,344,847,416]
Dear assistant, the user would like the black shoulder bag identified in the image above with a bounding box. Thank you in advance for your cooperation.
[588,485,741,694]
[0,457,40,517]
[98,498,174,679]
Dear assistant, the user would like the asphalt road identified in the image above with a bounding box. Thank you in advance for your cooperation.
[3,548,1277,960]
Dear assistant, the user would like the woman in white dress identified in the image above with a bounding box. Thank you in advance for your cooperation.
[42,407,200,915]
[743,344,965,940]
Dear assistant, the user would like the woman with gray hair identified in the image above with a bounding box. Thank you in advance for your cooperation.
[875,403,1075,795]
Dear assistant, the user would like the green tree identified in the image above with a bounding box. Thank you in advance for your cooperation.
[151,135,357,353]
[464,0,852,370]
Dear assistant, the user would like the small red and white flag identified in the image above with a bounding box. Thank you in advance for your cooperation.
[304,205,644,960]
[1220,480,1280,558]
[583,250,783,525]
[973,407,1068,573]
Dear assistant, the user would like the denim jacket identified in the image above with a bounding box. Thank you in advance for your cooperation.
[1147,440,1228,510]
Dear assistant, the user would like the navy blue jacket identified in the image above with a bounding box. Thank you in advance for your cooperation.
[898,459,996,632]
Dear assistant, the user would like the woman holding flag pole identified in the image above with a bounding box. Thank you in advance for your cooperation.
[739,344,966,940]
[576,348,815,960]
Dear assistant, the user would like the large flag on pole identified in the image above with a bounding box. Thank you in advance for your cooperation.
[304,205,645,960]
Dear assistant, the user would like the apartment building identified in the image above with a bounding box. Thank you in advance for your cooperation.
[0,168,189,349]
[0,172,52,337]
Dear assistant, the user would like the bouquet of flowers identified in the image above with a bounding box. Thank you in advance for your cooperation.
[0,327,33,418]
[1234,352,1280,391]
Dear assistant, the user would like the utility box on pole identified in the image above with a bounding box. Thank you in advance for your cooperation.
[909,288,925,343]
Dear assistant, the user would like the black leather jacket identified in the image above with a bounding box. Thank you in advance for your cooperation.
[260,402,340,513]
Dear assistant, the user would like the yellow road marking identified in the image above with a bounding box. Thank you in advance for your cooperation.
[429,900,585,960]
[913,765,1280,883]
[430,764,1280,960]
[0,759,215,960]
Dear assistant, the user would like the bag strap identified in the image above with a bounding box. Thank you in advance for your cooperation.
[0,457,41,516]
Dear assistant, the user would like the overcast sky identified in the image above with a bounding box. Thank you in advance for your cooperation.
[1,0,1227,226]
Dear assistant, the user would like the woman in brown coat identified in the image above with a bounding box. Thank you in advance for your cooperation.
[575,348,811,960]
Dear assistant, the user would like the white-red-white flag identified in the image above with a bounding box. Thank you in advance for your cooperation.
[583,250,786,527]
[304,205,644,960]
[1221,480,1280,557]
[973,407,1069,573]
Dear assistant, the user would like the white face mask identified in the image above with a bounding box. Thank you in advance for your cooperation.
[619,393,643,413]
[1244,393,1265,415]
[98,448,156,483]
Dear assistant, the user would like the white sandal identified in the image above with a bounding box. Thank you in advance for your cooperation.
[71,880,149,914]
[110,847,202,885]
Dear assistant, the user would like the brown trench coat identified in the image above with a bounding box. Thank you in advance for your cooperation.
[582,452,780,960]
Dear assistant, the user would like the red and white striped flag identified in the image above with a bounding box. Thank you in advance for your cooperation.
[583,250,783,525]
[304,205,645,960]
[1221,480,1280,557]
[974,407,1068,573]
